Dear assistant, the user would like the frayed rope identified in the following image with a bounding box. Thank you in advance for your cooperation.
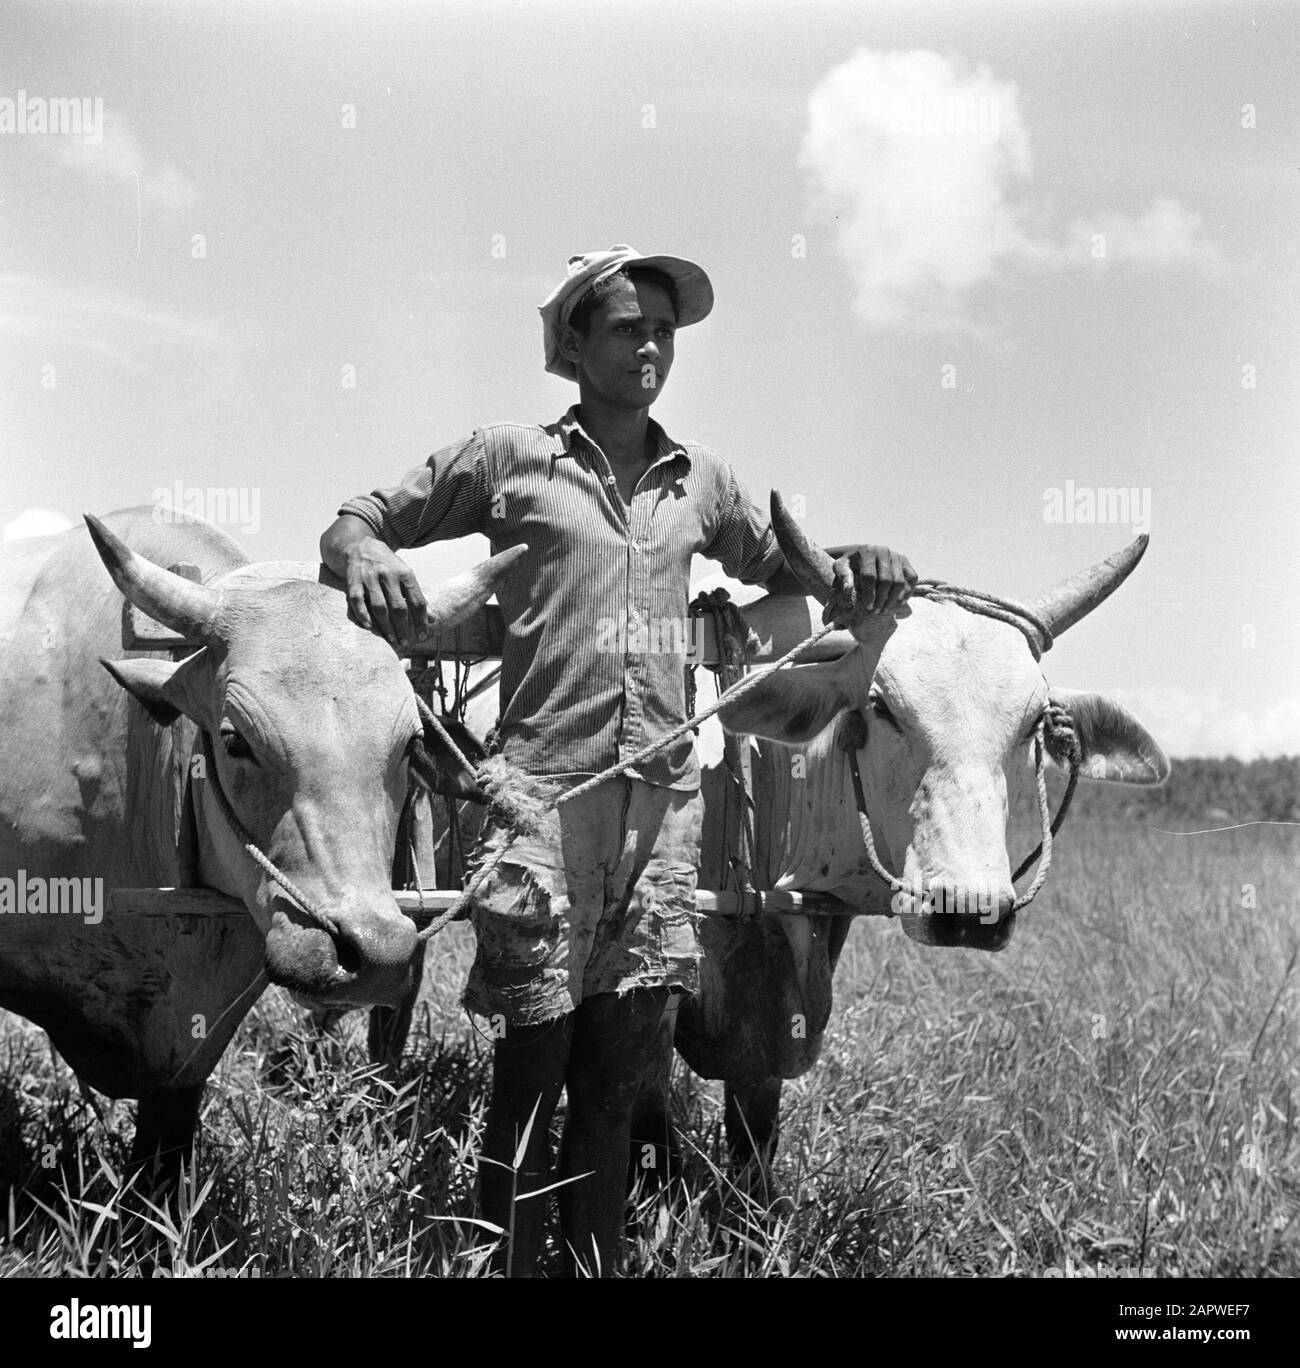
[474,754,562,840]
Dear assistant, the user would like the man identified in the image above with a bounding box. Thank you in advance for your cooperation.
[320,245,916,1275]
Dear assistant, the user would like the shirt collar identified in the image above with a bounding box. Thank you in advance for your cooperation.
[553,406,691,473]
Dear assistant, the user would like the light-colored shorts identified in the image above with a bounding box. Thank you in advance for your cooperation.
[462,777,703,1027]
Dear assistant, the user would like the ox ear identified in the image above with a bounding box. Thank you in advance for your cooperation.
[1047,688,1171,786]
[101,652,213,728]
[408,716,490,802]
[718,660,850,744]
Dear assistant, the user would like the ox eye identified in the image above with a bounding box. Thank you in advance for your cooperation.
[870,695,898,727]
[219,725,256,762]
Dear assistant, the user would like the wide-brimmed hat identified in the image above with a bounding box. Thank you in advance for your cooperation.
[539,244,714,381]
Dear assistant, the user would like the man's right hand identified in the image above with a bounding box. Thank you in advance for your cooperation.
[344,539,429,647]
[321,515,428,648]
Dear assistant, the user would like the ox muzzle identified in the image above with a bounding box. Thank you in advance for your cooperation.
[263,896,417,1006]
[892,882,1017,953]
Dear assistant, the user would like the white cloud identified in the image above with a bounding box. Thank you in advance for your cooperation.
[1057,198,1228,274]
[3,508,73,542]
[0,272,228,368]
[802,49,1031,330]
[801,49,1227,331]
[1116,686,1300,760]
[33,107,196,226]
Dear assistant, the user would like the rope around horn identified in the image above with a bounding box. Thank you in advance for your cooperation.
[909,580,1053,659]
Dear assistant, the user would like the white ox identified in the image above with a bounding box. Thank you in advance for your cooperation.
[635,495,1169,1182]
[0,507,521,1165]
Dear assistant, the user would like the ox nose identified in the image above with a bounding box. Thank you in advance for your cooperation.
[896,881,1017,953]
[331,909,418,1001]
[920,906,1017,952]
[264,899,418,1006]
[924,880,1015,923]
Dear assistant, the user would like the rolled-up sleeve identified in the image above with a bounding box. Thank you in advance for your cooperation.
[701,466,783,585]
[337,431,491,549]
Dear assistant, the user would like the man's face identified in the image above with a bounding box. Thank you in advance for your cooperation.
[561,275,677,409]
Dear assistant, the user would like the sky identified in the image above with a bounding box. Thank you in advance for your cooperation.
[1,0,1297,758]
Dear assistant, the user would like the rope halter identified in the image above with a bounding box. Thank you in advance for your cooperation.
[834,582,1083,917]
[198,729,340,934]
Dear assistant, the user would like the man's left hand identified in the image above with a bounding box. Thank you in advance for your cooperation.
[824,545,918,627]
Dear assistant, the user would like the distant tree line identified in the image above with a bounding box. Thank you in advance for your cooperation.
[1016,755,1300,824]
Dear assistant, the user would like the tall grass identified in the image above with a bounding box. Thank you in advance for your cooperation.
[1,817,1296,1276]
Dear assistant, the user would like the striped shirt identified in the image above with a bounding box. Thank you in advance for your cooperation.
[339,406,782,789]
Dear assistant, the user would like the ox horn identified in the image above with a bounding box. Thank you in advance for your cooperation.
[424,543,530,629]
[84,513,222,641]
[770,490,837,603]
[1027,535,1149,641]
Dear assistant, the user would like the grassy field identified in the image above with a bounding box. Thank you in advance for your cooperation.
[1,812,1296,1278]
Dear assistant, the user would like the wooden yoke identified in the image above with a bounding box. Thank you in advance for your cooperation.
[402,593,854,664]
[122,561,204,657]
[108,885,867,922]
